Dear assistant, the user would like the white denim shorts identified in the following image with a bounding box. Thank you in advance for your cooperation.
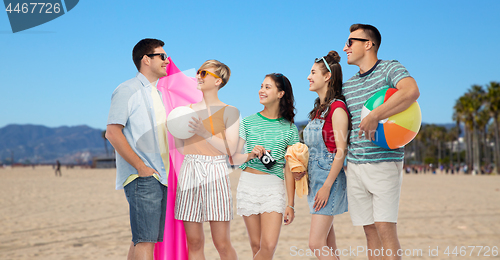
[346,161,403,226]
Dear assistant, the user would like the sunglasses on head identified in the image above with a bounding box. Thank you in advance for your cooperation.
[146,53,168,61]
[273,73,287,88]
[197,70,225,83]
[345,38,371,48]
[314,56,332,73]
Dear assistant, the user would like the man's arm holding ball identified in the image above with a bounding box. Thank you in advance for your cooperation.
[358,77,420,140]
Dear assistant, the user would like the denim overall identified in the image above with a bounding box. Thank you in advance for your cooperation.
[303,105,348,215]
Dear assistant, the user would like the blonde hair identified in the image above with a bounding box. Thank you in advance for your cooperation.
[199,60,231,89]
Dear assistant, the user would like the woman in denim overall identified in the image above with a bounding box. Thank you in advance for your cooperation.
[299,51,349,259]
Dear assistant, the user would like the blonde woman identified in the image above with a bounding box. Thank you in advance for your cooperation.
[174,60,239,260]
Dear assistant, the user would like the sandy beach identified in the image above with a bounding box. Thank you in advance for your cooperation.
[0,166,499,260]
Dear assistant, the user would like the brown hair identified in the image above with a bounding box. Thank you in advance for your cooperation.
[308,51,345,119]
[198,60,231,89]
[132,38,165,71]
[265,73,296,123]
[350,24,381,53]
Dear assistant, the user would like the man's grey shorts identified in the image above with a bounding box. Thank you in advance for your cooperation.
[346,161,403,226]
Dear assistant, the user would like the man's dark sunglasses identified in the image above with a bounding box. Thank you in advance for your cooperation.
[146,53,168,61]
[346,38,371,47]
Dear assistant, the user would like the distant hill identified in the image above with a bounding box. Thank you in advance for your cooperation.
[295,120,308,128]
[0,124,109,164]
[0,121,460,165]
[296,120,456,128]
[295,120,462,136]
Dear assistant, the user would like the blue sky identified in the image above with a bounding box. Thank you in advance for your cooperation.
[1,0,499,130]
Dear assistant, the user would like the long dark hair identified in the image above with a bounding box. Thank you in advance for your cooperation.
[265,73,296,123]
[308,51,346,119]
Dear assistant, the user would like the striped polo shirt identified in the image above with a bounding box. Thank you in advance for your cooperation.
[239,113,300,179]
[342,60,411,164]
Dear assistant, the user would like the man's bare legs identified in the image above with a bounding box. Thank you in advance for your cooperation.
[363,222,400,260]
[127,241,155,260]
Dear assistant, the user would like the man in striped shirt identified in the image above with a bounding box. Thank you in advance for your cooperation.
[342,24,420,260]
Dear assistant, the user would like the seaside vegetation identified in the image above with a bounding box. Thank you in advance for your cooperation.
[405,81,499,174]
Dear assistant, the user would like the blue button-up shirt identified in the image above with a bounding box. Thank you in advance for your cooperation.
[107,72,168,189]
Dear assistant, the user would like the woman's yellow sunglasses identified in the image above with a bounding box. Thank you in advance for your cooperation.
[197,70,225,83]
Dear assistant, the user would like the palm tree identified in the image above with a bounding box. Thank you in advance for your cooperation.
[467,85,486,174]
[447,126,459,171]
[451,110,463,170]
[454,86,485,175]
[417,124,445,168]
[433,125,447,168]
[412,132,422,164]
[417,124,434,165]
[485,81,500,174]
[476,109,491,167]
[487,123,497,172]
[454,96,471,171]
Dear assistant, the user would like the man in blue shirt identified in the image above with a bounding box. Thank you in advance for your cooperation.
[106,38,170,260]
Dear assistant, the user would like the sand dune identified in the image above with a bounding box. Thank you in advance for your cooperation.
[1,166,499,259]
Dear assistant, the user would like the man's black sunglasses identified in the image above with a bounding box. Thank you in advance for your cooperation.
[346,38,372,47]
[146,53,168,61]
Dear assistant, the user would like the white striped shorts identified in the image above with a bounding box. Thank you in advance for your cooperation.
[175,154,233,222]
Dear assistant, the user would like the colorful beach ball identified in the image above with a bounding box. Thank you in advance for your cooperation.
[360,88,421,149]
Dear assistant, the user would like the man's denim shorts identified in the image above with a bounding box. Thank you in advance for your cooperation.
[124,176,167,245]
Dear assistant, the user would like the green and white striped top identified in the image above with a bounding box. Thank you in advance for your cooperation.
[342,60,410,164]
[239,113,300,179]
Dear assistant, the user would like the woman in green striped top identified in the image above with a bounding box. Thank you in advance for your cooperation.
[232,73,300,259]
